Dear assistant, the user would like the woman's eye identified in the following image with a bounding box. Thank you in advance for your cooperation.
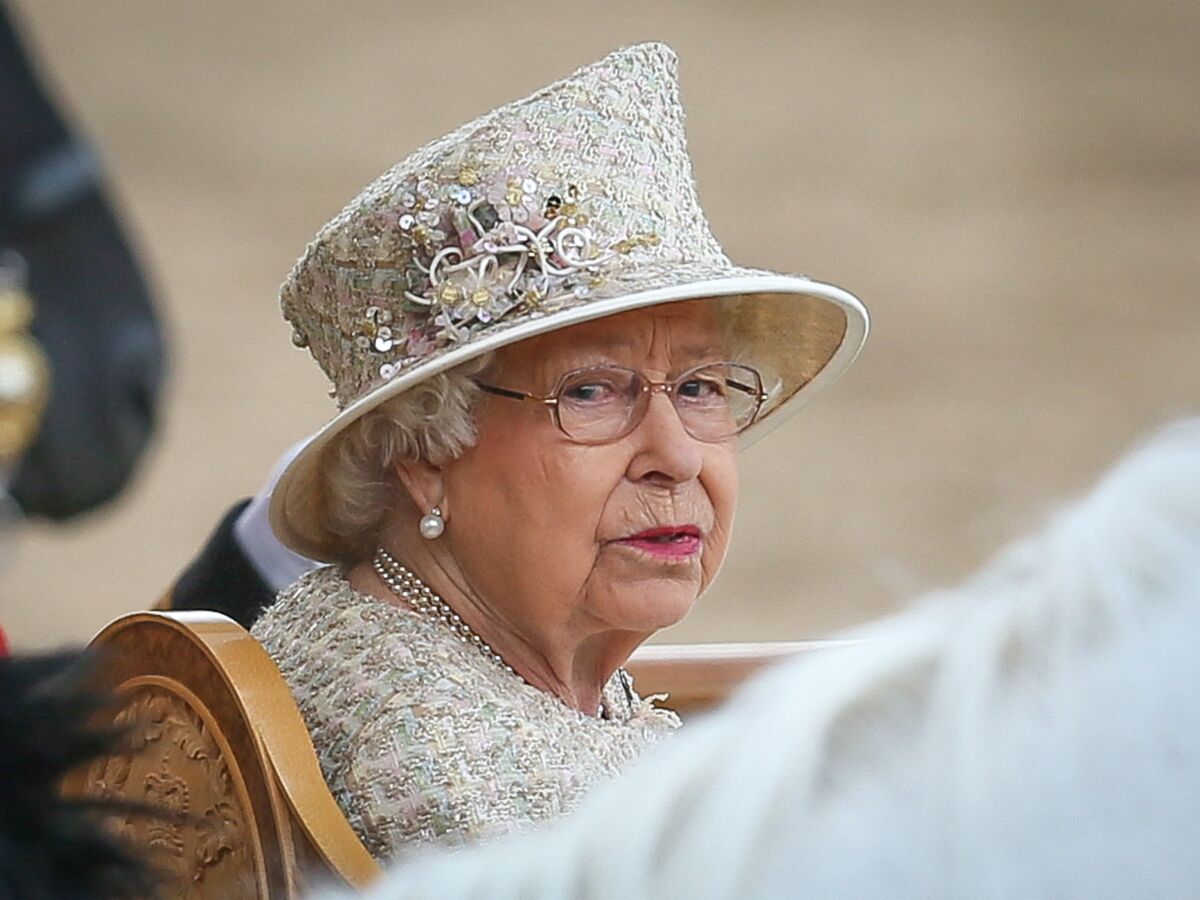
[677,377,725,400]
[563,382,614,403]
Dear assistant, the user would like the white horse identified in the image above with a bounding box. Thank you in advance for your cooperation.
[345,419,1200,899]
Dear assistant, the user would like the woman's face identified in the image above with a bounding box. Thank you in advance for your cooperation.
[439,301,739,643]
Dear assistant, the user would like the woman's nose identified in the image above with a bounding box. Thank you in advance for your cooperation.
[626,391,703,484]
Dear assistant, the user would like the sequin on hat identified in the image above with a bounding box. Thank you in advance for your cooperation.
[272,42,869,560]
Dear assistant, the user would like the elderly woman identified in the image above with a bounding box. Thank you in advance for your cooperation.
[251,42,867,858]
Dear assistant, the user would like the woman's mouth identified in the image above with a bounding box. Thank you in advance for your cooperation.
[615,525,703,560]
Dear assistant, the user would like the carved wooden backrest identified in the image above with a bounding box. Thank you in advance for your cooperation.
[62,611,380,899]
[65,610,821,896]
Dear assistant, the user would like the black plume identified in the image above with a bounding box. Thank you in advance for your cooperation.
[0,651,157,900]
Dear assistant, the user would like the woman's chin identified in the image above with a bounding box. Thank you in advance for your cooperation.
[595,581,699,634]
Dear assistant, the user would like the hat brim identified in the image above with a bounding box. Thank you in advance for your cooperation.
[270,266,868,562]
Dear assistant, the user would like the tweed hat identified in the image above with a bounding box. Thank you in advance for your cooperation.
[271,42,868,561]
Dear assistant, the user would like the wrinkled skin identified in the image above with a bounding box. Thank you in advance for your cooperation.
[360,301,739,712]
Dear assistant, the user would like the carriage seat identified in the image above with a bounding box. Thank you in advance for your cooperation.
[64,611,813,897]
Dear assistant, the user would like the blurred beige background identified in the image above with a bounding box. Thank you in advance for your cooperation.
[3,0,1197,650]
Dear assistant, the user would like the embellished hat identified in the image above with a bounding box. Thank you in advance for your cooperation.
[270,42,869,561]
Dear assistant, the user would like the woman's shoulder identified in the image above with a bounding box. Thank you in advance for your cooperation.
[251,566,428,662]
[253,565,364,626]
[249,568,438,769]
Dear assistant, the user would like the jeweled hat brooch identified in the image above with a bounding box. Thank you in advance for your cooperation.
[271,42,869,560]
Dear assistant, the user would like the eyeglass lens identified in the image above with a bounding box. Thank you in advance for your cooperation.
[554,363,762,443]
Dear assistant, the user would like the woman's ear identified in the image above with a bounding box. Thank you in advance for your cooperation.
[391,456,447,518]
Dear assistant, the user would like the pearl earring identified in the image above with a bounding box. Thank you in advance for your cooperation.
[419,506,445,540]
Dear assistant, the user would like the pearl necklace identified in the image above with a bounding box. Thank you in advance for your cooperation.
[371,547,635,719]
[372,547,516,676]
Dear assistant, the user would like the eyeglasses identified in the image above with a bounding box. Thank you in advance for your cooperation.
[475,361,768,445]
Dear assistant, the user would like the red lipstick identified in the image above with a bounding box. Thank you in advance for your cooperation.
[616,525,703,559]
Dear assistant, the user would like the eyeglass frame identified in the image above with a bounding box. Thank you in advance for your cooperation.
[473,360,769,445]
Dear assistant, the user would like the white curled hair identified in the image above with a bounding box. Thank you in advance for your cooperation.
[321,355,493,560]
[338,417,1200,899]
